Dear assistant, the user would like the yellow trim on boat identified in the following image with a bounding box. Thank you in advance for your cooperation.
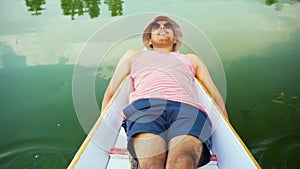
[68,77,261,168]
[67,79,126,169]
[196,79,261,168]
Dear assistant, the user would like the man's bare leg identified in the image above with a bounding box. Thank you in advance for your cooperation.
[133,133,167,169]
[166,135,202,169]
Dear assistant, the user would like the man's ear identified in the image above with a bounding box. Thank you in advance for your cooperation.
[173,37,177,44]
[148,39,152,46]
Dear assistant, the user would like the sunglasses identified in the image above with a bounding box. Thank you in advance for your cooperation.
[151,22,173,30]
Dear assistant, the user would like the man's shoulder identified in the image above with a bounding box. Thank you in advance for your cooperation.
[124,49,141,56]
[184,53,200,63]
[122,49,141,59]
[185,53,198,59]
[119,49,141,64]
[184,53,207,68]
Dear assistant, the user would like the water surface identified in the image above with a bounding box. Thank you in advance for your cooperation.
[0,0,300,168]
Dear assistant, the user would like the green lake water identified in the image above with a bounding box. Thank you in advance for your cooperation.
[0,0,300,168]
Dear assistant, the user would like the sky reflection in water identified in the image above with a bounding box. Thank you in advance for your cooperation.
[0,0,300,168]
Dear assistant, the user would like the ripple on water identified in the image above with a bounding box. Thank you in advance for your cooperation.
[0,140,75,169]
[251,134,300,169]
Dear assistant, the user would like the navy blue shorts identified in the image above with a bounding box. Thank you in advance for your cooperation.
[123,98,212,167]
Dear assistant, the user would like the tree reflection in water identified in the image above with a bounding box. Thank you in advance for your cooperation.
[265,0,300,11]
[104,0,123,16]
[24,0,300,19]
[25,0,46,16]
[24,0,124,20]
[61,0,101,20]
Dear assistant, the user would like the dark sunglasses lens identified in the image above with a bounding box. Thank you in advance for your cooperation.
[151,23,160,29]
[151,22,173,30]
[164,23,173,29]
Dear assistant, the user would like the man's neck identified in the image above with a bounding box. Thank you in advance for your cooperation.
[152,46,173,52]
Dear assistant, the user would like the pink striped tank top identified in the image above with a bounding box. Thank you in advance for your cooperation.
[129,50,205,112]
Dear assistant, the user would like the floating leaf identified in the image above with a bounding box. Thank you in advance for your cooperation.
[288,96,299,100]
[276,96,286,100]
[280,92,285,96]
[287,104,296,108]
[272,100,285,104]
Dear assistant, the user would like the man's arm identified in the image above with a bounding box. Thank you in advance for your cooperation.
[186,54,229,119]
[101,49,140,113]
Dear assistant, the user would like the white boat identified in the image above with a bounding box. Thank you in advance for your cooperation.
[67,77,261,169]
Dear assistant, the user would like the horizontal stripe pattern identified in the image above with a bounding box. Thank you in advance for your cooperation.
[129,50,205,111]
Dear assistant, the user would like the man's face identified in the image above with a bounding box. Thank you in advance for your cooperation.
[150,20,176,46]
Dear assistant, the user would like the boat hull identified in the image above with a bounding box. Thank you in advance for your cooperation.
[68,78,261,169]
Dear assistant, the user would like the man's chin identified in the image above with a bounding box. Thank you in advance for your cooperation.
[157,37,171,41]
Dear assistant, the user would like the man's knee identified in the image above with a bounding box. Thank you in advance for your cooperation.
[166,135,202,168]
[166,153,197,168]
[176,153,196,165]
[138,155,166,169]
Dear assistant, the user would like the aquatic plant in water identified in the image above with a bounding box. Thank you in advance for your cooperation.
[272,92,300,112]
